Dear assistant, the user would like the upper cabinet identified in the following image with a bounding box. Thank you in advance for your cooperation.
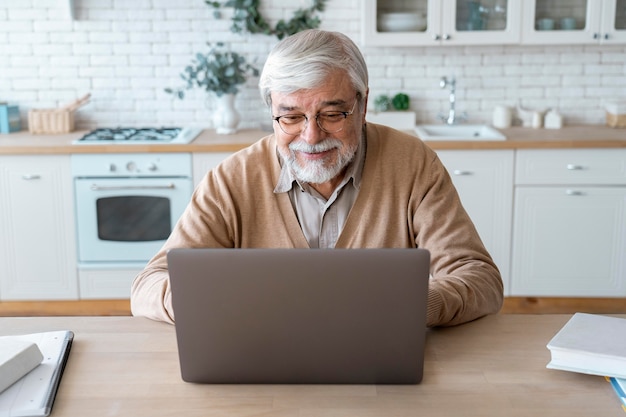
[362,0,521,46]
[522,0,626,44]
[363,0,626,46]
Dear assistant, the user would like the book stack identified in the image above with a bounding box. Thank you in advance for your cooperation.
[546,313,626,412]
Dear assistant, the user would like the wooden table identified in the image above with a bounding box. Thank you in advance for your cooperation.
[1,314,624,417]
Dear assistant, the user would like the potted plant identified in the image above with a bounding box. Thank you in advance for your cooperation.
[165,42,259,134]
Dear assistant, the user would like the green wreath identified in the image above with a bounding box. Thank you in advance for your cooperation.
[206,0,326,40]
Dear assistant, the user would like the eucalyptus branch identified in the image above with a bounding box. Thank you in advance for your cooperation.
[165,42,259,99]
[206,0,326,40]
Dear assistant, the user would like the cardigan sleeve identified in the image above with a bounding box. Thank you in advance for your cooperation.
[415,151,504,327]
[130,164,237,323]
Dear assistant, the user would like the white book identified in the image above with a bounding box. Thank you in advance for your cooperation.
[547,313,626,379]
[0,340,43,394]
[0,331,73,417]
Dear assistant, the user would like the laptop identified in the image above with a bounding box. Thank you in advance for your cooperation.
[167,248,430,384]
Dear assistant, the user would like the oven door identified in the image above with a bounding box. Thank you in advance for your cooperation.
[74,177,192,262]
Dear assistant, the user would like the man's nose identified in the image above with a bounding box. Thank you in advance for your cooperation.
[299,116,325,144]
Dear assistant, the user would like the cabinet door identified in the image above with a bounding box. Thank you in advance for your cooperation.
[442,0,521,45]
[602,0,626,43]
[0,156,78,300]
[362,0,440,46]
[362,0,520,46]
[192,153,232,187]
[437,150,514,295]
[511,186,626,296]
[522,0,603,44]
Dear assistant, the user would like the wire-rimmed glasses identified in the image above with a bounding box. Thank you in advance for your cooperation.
[272,100,358,135]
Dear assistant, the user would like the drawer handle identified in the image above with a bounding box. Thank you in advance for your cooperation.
[566,164,584,170]
[452,170,473,176]
[565,189,584,196]
[22,174,41,180]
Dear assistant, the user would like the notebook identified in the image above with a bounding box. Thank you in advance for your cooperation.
[167,248,430,384]
[0,330,73,417]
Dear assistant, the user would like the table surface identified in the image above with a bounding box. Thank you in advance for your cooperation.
[1,314,624,417]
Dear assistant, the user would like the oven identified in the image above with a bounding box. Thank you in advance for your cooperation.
[70,127,200,298]
[72,153,192,265]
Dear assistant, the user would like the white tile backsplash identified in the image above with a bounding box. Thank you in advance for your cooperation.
[0,0,624,130]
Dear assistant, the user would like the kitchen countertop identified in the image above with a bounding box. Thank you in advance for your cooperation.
[0,125,624,154]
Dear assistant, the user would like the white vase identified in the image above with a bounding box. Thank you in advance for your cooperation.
[212,93,240,135]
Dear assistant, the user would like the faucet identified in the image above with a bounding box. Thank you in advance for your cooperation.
[438,76,467,125]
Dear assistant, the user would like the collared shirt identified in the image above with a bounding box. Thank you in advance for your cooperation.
[274,136,366,248]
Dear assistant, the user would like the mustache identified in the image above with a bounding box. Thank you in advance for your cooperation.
[288,138,342,153]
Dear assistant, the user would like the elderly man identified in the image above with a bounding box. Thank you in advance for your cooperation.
[131,29,503,327]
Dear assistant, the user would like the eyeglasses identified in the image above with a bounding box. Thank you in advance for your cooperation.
[272,100,358,135]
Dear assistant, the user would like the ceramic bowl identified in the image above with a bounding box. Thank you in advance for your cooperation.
[378,12,427,32]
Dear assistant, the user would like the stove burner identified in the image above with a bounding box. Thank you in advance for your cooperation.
[74,127,202,145]
[79,127,182,142]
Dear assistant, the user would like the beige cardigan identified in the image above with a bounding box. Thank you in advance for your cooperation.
[131,123,503,327]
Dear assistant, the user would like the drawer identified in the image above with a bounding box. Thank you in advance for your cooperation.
[516,149,626,185]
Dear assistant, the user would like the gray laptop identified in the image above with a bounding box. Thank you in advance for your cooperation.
[167,248,430,384]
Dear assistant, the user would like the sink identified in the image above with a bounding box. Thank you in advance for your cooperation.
[414,124,506,141]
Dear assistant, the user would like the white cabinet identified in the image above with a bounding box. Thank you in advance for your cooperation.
[437,150,515,295]
[511,149,626,297]
[522,0,626,44]
[0,155,78,300]
[192,152,232,186]
[78,265,143,300]
[362,0,521,46]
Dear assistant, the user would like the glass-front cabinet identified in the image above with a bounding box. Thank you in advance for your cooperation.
[522,0,626,44]
[362,0,521,46]
[363,0,626,46]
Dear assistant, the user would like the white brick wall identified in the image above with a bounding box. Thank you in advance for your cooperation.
[0,0,624,130]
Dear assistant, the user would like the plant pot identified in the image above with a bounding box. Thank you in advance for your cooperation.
[212,93,240,135]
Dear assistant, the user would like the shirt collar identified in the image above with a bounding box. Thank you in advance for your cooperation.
[274,134,367,194]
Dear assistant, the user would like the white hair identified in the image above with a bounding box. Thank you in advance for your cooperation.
[259,29,369,107]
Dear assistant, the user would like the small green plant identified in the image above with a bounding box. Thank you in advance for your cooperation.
[206,0,326,40]
[374,93,410,111]
[392,93,410,110]
[165,42,259,99]
[374,95,392,112]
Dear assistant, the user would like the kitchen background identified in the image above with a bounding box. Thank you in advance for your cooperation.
[0,0,625,131]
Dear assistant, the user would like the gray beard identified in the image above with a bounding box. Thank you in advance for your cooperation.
[283,138,358,184]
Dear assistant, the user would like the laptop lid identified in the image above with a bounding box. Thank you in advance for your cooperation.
[168,248,430,384]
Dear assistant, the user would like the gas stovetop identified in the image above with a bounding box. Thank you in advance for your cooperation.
[73,127,202,144]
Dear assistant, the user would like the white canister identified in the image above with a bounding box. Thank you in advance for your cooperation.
[544,110,563,129]
[531,111,543,129]
[492,105,513,129]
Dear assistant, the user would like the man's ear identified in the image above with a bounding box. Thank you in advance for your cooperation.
[361,88,369,124]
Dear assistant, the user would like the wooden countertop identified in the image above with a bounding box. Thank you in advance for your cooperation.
[0,125,624,154]
[1,314,625,417]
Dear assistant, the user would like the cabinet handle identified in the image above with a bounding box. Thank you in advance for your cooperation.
[22,174,41,180]
[452,170,473,176]
[604,33,609,40]
[593,32,600,39]
[443,34,451,40]
[433,34,441,41]
[566,164,584,170]
[565,189,584,196]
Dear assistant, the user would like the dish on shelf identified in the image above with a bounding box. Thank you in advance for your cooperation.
[378,12,427,32]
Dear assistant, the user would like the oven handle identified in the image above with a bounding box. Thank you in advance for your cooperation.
[89,183,176,191]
